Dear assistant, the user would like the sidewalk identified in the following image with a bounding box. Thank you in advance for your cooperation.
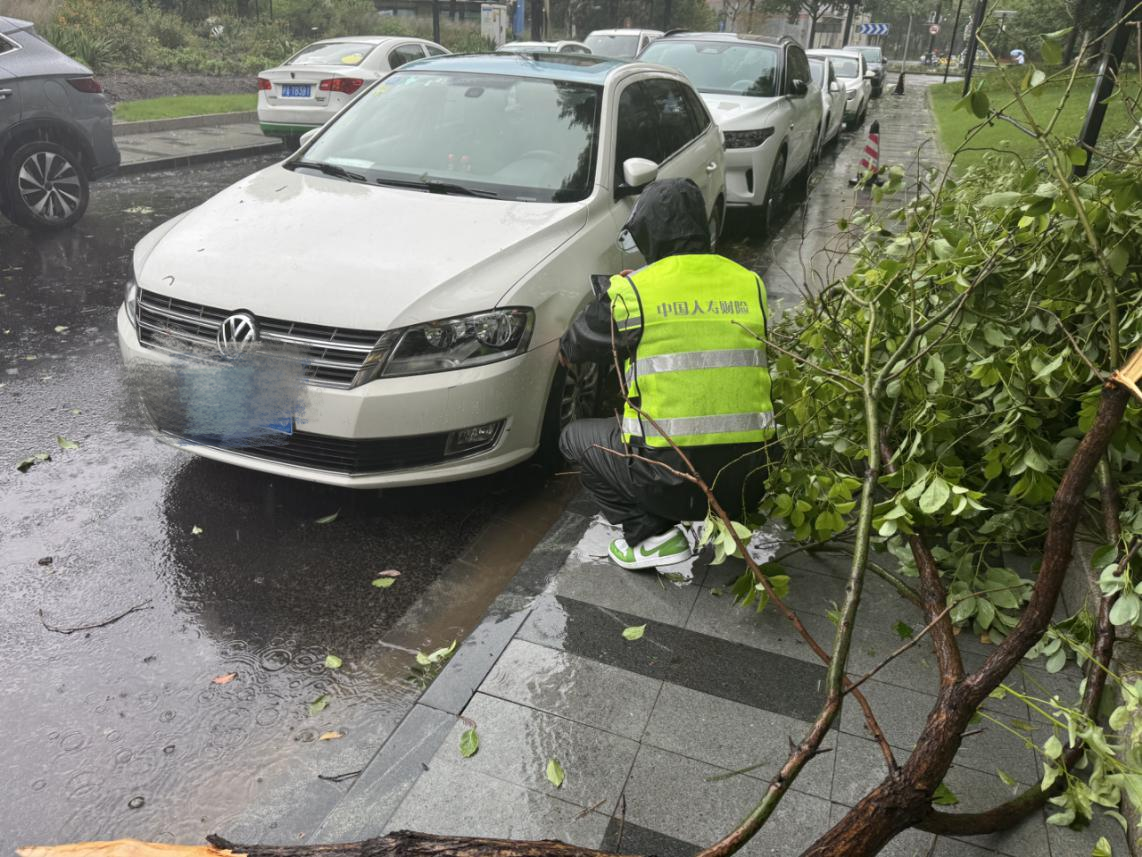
[114,121,282,175]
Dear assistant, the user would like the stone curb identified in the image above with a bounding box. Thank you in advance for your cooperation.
[112,110,259,137]
[115,140,283,176]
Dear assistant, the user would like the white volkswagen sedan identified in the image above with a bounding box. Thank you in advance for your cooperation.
[807,48,871,130]
[119,54,726,488]
[256,36,448,147]
[808,56,845,148]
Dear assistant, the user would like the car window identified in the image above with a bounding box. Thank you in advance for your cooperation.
[643,78,704,158]
[425,45,448,56]
[389,44,427,68]
[615,81,659,177]
[288,41,376,66]
[0,35,16,55]
[640,40,779,98]
[808,58,823,86]
[585,33,640,58]
[785,46,811,93]
[303,71,601,203]
[680,83,711,132]
[827,55,860,78]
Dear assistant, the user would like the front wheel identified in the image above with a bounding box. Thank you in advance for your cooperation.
[761,150,786,240]
[537,360,603,466]
[2,141,89,231]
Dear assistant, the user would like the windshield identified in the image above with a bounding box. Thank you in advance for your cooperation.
[288,41,376,66]
[584,33,640,58]
[301,70,601,203]
[848,46,882,63]
[827,56,859,78]
[640,40,779,97]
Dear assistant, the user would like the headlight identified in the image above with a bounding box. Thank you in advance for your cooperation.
[379,308,534,378]
[724,128,775,149]
[124,276,139,325]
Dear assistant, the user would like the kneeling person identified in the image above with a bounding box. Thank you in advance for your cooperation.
[558,178,778,570]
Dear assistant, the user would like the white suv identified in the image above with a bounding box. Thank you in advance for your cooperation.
[118,54,725,488]
[584,29,663,59]
[641,33,822,236]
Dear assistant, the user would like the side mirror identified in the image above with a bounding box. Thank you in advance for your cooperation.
[299,127,320,147]
[829,80,842,93]
[616,157,658,198]
[617,228,638,253]
[790,79,809,96]
[864,70,877,79]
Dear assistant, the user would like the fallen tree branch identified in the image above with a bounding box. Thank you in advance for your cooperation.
[38,600,153,635]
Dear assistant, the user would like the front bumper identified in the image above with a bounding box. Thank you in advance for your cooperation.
[722,136,781,209]
[117,306,558,488]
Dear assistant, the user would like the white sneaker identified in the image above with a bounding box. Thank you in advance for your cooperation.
[609,525,693,570]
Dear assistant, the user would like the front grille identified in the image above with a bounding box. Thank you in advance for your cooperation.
[136,289,383,388]
[166,426,502,475]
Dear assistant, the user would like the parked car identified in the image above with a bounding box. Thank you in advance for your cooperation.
[0,16,118,231]
[584,28,663,58]
[808,55,845,148]
[640,32,821,236]
[842,44,885,96]
[807,48,871,130]
[257,36,448,148]
[498,40,592,54]
[119,54,725,488]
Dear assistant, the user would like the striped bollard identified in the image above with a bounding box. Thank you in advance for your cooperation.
[849,119,886,188]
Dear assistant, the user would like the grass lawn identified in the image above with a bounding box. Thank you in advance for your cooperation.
[929,70,1141,169]
[113,93,257,123]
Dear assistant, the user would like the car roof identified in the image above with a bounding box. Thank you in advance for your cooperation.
[588,28,662,36]
[404,52,628,83]
[843,44,881,51]
[807,48,860,57]
[312,35,433,46]
[652,31,789,47]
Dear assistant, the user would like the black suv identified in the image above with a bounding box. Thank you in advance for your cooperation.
[0,16,119,230]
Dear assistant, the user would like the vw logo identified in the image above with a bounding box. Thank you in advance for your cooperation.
[217,312,258,358]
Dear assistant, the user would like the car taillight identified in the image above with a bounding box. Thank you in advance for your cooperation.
[257,77,272,91]
[319,78,364,95]
[67,77,103,94]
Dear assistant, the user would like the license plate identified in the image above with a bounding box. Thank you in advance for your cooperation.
[281,84,311,98]
[261,415,294,436]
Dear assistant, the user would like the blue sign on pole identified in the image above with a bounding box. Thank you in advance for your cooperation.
[857,22,890,35]
[513,0,525,36]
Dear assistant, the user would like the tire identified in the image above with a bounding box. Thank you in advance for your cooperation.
[537,360,603,466]
[2,141,89,231]
[796,133,821,198]
[761,150,786,240]
[708,198,723,252]
[283,135,302,152]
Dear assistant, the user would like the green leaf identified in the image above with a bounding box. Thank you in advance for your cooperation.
[1091,836,1113,857]
[1029,69,1046,89]
[1041,38,1062,66]
[315,510,340,524]
[1033,352,1065,381]
[919,477,951,515]
[1066,144,1087,166]
[622,624,646,641]
[1044,734,1063,759]
[1107,244,1129,277]
[1108,591,1140,626]
[893,620,914,640]
[324,654,343,669]
[460,727,479,757]
[372,577,396,588]
[56,435,80,450]
[997,768,1016,788]
[191,525,204,535]
[545,757,565,788]
[970,90,990,119]
[978,191,1023,208]
[307,693,330,716]
[16,452,51,472]
[932,782,959,806]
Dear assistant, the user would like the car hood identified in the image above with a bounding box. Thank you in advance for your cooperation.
[134,165,588,331]
[840,78,864,92]
[699,92,782,131]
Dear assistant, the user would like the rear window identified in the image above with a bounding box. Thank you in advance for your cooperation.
[0,34,17,54]
[846,46,882,62]
[584,33,640,58]
[288,42,376,67]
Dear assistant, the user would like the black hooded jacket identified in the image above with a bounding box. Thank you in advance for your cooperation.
[558,178,712,366]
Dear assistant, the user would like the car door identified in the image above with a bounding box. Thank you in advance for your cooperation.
[782,45,816,171]
[0,37,22,133]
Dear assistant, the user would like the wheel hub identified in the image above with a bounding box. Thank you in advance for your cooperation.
[17,151,82,222]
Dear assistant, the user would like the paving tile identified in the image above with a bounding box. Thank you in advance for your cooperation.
[1045,805,1129,857]
[837,678,1040,785]
[642,683,834,799]
[553,552,702,628]
[385,754,608,848]
[310,703,456,841]
[439,692,639,811]
[481,638,662,741]
[518,595,829,724]
[685,584,833,664]
[601,818,699,857]
[620,744,832,857]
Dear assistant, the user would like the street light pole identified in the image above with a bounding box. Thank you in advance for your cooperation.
[841,0,859,47]
[961,0,988,95]
[943,0,965,82]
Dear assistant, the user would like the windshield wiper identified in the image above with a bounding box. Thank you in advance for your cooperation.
[374,176,499,198]
[286,160,367,182]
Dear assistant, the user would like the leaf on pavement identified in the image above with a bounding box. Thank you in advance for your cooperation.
[315,510,340,525]
[893,620,914,640]
[546,757,566,788]
[372,577,395,588]
[376,569,401,577]
[319,731,343,741]
[211,672,237,685]
[54,325,68,333]
[191,525,203,535]
[460,727,479,758]
[56,436,80,450]
[69,408,81,415]
[622,624,646,641]
[932,782,959,806]
[16,452,51,472]
[324,654,343,669]
[308,694,331,716]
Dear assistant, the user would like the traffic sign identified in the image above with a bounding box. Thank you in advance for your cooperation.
[929,23,941,35]
[857,22,890,35]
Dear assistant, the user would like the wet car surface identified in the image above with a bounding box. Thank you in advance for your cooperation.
[0,89,917,848]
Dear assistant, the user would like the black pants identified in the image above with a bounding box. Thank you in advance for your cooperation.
[559,418,778,546]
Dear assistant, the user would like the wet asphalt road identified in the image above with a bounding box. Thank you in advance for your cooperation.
[0,90,924,849]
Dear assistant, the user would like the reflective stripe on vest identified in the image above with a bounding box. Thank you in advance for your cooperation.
[625,347,766,385]
[622,411,775,440]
